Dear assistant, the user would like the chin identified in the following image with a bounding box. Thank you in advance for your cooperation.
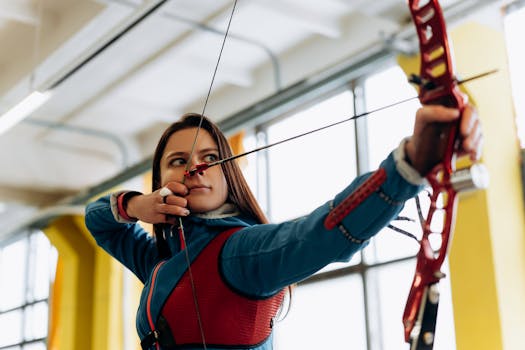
[187,193,228,213]
[188,202,221,213]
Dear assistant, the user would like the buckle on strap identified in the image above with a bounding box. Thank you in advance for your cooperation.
[141,330,160,350]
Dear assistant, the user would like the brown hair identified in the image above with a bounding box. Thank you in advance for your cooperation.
[152,113,268,258]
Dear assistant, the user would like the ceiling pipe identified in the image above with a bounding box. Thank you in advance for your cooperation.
[104,0,283,91]
[43,0,171,91]
[24,118,130,167]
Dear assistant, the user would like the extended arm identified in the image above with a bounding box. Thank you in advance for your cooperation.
[221,144,422,297]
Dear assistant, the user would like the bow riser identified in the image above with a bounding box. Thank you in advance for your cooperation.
[403,0,467,347]
[410,0,467,174]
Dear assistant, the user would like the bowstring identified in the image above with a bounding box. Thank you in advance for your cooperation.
[177,1,239,348]
[186,68,497,177]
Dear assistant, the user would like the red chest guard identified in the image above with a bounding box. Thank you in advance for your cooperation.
[160,227,285,348]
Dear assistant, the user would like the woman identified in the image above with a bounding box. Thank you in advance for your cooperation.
[85,105,482,350]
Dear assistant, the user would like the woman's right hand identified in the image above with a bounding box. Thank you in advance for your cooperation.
[126,182,190,224]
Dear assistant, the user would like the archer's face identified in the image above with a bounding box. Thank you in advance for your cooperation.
[160,128,228,213]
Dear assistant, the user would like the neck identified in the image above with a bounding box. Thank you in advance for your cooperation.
[193,203,239,219]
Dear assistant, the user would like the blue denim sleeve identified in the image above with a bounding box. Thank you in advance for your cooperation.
[84,195,159,283]
[221,151,423,297]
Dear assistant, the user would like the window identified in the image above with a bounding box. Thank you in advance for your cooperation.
[242,64,456,349]
[504,2,525,147]
[266,91,356,223]
[274,274,366,349]
[363,66,421,263]
[0,231,57,349]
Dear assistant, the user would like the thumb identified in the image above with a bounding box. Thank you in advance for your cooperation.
[417,105,461,124]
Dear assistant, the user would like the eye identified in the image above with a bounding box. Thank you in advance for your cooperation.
[203,153,218,163]
[169,158,187,167]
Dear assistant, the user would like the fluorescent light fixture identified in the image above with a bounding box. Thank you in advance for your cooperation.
[0,90,52,135]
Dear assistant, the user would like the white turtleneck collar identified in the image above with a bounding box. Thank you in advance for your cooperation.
[193,203,240,219]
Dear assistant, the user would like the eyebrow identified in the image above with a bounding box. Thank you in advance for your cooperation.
[164,147,219,160]
[197,147,220,154]
[164,151,187,160]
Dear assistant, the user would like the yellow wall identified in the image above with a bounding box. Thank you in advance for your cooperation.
[45,216,96,350]
[45,215,142,350]
[398,22,525,350]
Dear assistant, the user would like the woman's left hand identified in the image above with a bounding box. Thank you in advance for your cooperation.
[405,104,483,175]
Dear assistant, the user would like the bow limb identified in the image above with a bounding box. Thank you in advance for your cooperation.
[402,0,467,348]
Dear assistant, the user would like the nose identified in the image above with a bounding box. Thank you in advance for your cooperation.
[185,155,207,177]
[185,163,209,178]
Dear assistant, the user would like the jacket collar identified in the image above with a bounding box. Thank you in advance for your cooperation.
[193,203,240,220]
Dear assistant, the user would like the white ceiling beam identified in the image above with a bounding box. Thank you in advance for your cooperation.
[0,0,38,25]
[179,54,254,87]
[287,0,357,13]
[95,0,143,5]
[355,0,402,16]
[253,0,343,38]
[0,185,74,207]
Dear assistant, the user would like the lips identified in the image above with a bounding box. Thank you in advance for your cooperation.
[188,185,210,193]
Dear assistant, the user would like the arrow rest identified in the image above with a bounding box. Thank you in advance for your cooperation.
[408,73,437,91]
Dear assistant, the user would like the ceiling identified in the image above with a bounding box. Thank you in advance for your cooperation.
[0,0,507,239]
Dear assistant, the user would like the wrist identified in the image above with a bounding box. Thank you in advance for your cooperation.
[393,138,426,186]
[404,139,416,167]
[117,191,141,222]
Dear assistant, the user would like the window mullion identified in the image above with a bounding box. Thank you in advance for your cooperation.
[23,232,32,344]
[353,81,370,176]
[255,126,271,220]
[353,78,386,350]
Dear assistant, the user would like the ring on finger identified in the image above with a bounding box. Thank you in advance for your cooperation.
[160,187,173,197]
[160,187,173,204]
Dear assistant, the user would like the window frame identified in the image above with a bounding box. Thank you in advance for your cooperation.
[244,60,455,350]
[0,230,55,350]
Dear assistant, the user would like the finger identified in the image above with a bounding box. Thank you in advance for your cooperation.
[159,187,173,197]
[163,205,190,217]
[163,195,188,208]
[157,184,190,218]
[459,105,478,137]
[468,127,483,161]
[461,119,481,152]
[462,121,483,160]
[473,136,484,161]
[164,182,189,196]
[156,201,190,217]
[417,105,461,123]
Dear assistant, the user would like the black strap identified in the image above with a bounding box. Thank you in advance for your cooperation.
[141,330,159,350]
[141,316,177,350]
